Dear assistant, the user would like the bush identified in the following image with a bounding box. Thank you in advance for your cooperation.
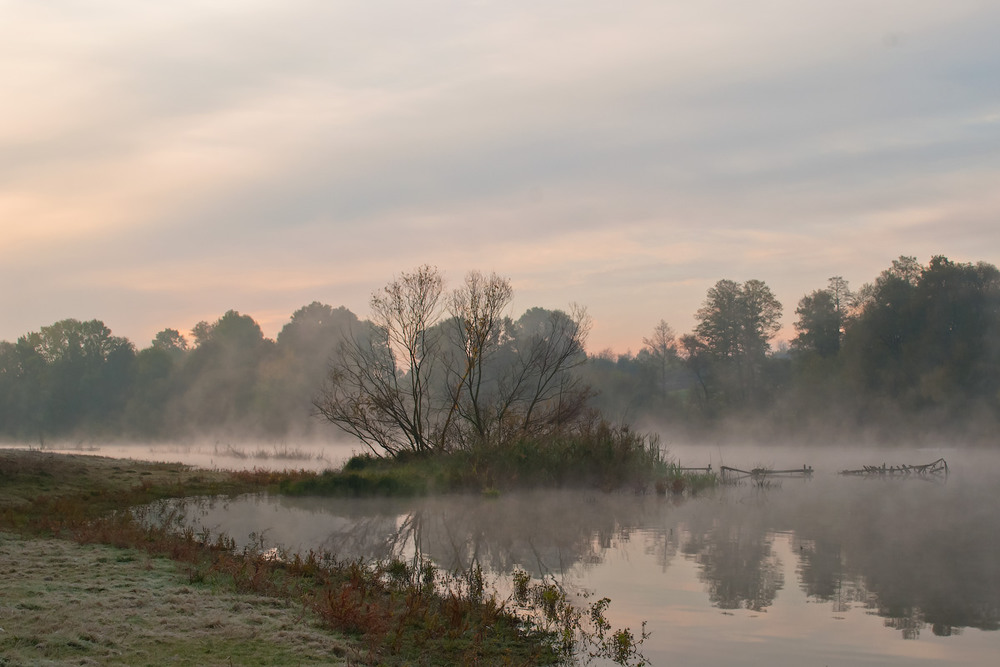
[281,419,715,497]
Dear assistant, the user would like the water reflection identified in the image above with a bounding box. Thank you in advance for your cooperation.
[165,464,1000,650]
[785,477,1000,639]
[694,525,784,612]
[268,491,685,581]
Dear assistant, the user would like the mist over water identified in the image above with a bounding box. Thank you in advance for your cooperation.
[131,441,1000,666]
[3,439,362,472]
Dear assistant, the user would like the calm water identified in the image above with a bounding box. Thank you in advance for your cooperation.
[154,445,1000,666]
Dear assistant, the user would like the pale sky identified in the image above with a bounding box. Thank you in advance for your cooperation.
[3,1,999,353]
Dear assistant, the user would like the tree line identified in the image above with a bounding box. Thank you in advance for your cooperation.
[2,254,998,446]
[586,254,1000,443]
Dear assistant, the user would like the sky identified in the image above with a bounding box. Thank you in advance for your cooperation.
[3,0,999,354]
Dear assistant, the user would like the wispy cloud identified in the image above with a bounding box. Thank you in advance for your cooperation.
[3,1,999,349]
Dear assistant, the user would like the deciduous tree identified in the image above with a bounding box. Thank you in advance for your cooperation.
[315,267,592,457]
[690,279,782,405]
[793,290,841,357]
[642,319,677,396]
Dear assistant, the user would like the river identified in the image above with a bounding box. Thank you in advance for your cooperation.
[118,442,1000,666]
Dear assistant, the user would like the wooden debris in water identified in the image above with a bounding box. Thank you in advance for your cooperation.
[720,464,813,481]
[838,457,948,478]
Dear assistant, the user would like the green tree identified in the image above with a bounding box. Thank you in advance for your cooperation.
[172,310,275,435]
[841,257,924,398]
[841,255,1000,416]
[691,279,782,406]
[910,258,1000,404]
[277,303,360,357]
[0,341,25,437]
[578,349,662,421]
[11,319,135,437]
[678,333,713,414]
[792,290,841,357]
[152,328,188,355]
[270,302,362,435]
[123,345,177,437]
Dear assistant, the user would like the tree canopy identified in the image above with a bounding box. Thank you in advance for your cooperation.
[3,254,1000,446]
[688,278,782,407]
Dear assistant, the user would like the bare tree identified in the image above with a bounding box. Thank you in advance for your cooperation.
[315,265,445,455]
[642,319,677,394]
[443,271,514,444]
[315,268,592,457]
[826,276,853,318]
[493,305,592,443]
[678,333,712,412]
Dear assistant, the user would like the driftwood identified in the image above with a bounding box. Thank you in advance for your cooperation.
[838,457,948,478]
[677,465,713,473]
[720,464,813,481]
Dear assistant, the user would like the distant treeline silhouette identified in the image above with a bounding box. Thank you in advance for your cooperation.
[2,254,998,445]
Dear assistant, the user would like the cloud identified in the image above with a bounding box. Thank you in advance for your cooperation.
[2,1,1000,350]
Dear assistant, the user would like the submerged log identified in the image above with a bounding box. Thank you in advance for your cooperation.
[838,458,948,477]
[720,464,814,480]
[677,465,713,473]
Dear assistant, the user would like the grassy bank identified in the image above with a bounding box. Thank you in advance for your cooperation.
[0,533,355,666]
[281,423,718,498]
[0,450,358,666]
[0,449,649,666]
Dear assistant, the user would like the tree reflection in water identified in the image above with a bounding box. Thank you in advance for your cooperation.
[785,475,1000,638]
[279,491,680,581]
[169,466,1000,642]
[693,523,784,611]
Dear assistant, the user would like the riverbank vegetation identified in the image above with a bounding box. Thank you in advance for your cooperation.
[1,449,649,666]
[281,420,715,497]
